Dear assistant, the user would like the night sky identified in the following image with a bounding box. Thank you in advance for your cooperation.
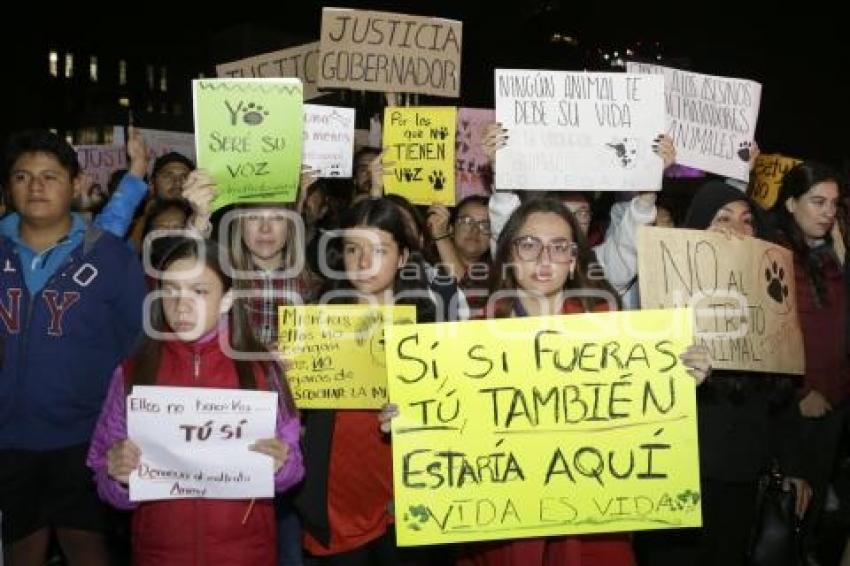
[3,2,847,167]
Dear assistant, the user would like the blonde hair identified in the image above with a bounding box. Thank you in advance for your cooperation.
[228,204,302,281]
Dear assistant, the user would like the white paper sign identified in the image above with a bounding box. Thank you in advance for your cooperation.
[302,104,355,177]
[626,62,761,181]
[113,127,196,178]
[495,69,665,192]
[127,386,278,502]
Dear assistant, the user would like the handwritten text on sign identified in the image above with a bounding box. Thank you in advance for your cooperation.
[386,309,700,546]
[127,386,277,501]
[75,145,127,194]
[495,70,665,192]
[749,153,801,210]
[216,42,321,101]
[383,106,457,205]
[193,78,303,209]
[638,227,804,374]
[278,305,416,409]
[627,62,761,182]
[302,104,355,178]
[455,108,495,201]
[318,8,462,97]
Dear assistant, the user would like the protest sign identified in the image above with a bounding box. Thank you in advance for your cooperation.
[193,78,303,209]
[386,308,700,545]
[279,305,416,409]
[638,227,804,374]
[627,62,761,181]
[495,69,665,191]
[217,42,321,101]
[302,104,355,178]
[318,8,462,97]
[383,106,456,205]
[128,386,278,501]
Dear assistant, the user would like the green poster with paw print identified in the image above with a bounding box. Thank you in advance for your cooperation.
[383,106,456,206]
[193,78,303,209]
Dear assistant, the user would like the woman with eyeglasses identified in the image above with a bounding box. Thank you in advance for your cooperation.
[456,197,711,566]
[481,124,675,311]
[427,196,492,319]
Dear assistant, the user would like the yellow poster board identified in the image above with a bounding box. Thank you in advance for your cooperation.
[386,308,700,546]
[279,305,416,409]
[749,153,801,209]
[383,106,456,205]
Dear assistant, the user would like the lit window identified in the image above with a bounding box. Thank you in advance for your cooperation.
[89,56,98,82]
[64,53,74,78]
[49,50,58,77]
[160,66,167,92]
[119,97,130,108]
[119,60,127,85]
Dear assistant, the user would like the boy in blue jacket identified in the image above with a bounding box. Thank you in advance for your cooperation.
[0,130,145,565]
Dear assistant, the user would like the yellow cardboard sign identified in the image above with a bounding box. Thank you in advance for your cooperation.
[279,305,416,409]
[749,153,802,209]
[385,308,701,546]
[383,106,456,205]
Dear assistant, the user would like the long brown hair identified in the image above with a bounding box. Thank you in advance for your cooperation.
[127,237,296,417]
[488,197,619,318]
[769,161,845,306]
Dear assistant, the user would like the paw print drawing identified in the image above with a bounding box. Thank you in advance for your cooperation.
[404,504,430,531]
[674,489,701,512]
[760,248,793,315]
[605,138,638,169]
[429,170,446,190]
[455,120,473,153]
[765,261,789,304]
[432,126,450,140]
[737,141,752,162]
[241,102,269,126]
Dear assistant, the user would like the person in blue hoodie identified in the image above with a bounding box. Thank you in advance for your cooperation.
[0,130,146,566]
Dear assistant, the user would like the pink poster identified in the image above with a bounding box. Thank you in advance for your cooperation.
[455,108,495,202]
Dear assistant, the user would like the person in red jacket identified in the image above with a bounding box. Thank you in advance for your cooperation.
[87,237,304,566]
[768,161,847,560]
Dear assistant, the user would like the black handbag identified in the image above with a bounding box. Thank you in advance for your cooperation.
[747,462,804,566]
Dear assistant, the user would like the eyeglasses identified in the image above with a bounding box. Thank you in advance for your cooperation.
[511,236,576,263]
[455,216,491,235]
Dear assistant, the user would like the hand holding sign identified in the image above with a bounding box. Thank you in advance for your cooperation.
[652,134,676,170]
[378,402,399,434]
[680,344,712,385]
[249,438,290,472]
[183,170,218,236]
[481,122,508,165]
[107,439,141,485]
